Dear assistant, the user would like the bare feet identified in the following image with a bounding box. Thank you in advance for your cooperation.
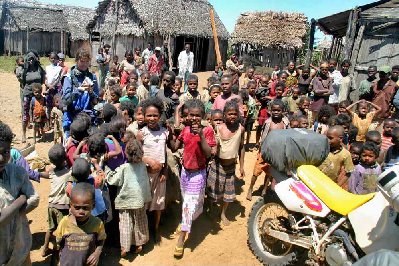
[41,246,52,257]
[120,247,127,257]
[154,229,161,244]
[246,189,253,201]
[221,214,230,226]
[134,246,143,254]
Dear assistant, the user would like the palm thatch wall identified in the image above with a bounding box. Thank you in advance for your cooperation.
[88,0,229,71]
[231,11,307,67]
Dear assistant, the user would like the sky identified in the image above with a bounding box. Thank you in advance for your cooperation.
[40,0,376,42]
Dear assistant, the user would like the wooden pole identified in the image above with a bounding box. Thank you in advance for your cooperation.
[26,26,29,54]
[305,19,316,67]
[209,8,222,66]
[112,0,119,55]
[343,8,359,60]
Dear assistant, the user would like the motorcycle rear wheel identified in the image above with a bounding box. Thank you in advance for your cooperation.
[248,192,305,266]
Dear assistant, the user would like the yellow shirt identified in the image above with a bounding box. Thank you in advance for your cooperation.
[352,111,375,142]
[318,148,354,182]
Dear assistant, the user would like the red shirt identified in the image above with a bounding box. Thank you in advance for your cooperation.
[178,126,216,170]
[66,142,88,168]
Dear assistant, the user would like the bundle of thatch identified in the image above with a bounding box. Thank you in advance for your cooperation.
[231,11,308,49]
[88,0,229,39]
[59,5,96,41]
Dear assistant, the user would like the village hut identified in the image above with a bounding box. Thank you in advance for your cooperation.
[87,0,229,71]
[230,11,308,67]
[0,2,68,55]
[315,0,399,100]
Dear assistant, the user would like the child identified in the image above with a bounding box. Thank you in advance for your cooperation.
[297,115,309,129]
[283,87,301,115]
[349,142,381,194]
[210,109,224,130]
[136,97,169,243]
[0,122,39,265]
[54,182,106,266]
[242,67,255,88]
[120,100,135,126]
[57,53,69,78]
[105,66,121,100]
[120,82,139,107]
[65,118,89,167]
[290,116,299,128]
[169,99,216,257]
[272,64,280,80]
[350,141,363,165]
[41,144,70,257]
[127,103,145,136]
[106,139,151,256]
[255,75,273,144]
[51,95,64,144]
[297,97,313,128]
[318,126,354,189]
[207,100,245,225]
[384,127,399,170]
[109,85,122,109]
[331,114,353,148]
[45,52,62,128]
[247,99,290,200]
[149,75,160,97]
[122,71,139,96]
[381,118,397,152]
[93,90,107,126]
[136,72,150,103]
[346,99,381,142]
[174,77,183,95]
[205,84,222,113]
[179,74,202,104]
[313,104,336,135]
[112,55,119,70]
[244,81,257,147]
[338,100,351,115]
[30,83,47,143]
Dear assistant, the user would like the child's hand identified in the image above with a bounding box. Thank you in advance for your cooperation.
[239,168,245,180]
[191,124,202,135]
[86,250,101,266]
[160,174,166,182]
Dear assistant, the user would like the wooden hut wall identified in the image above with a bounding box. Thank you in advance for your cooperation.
[262,47,295,67]
[3,30,25,55]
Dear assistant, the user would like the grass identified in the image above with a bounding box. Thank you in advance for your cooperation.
[0,55,75,73]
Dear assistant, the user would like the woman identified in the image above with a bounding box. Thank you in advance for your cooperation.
[310,62,333,117]
[21,51,46,143]
[61,48,99,139]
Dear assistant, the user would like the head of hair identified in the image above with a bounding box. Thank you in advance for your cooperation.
[339,100,351,108]
[328,59,337,65]
[184,99,205,117]
[126,81,138,90]
[16,56,24,63]
[207,76,218,85]
[71,158,91,182]
[103,44,111,49]
[32,82,42,93]
[328,125,344,137]
[221,74,233,82]
[70,119,89,141]
[109,115,127,135]
[384,118,396,125]
[350,141,363,151]
[150,75,160,86]
[87,133,107,158]
[318,105,336,120]
[270,99,285,110]
[211,109,223,117]
[336,113,352,125]
[163,71,176,83]
[341,59,351,67]
[140,71,149,78]
[299,96,311,105]
[365,130,381,141]
[239,89,249,103]
[102,103,117,123]
[99,122,111,135]
[125,139,144,163]
[223,99,240,115]
[361,141,380,157]
[75,112,91,129]
[231,84,239,95]
[209,84,221,94]
[120,101,135,119]
[70,182,95,203]
[49,52,59,60]
[175,76,183,85]
[124,50,134,57]
[188,74,198,83]
[129,71,138,79]
[275,81,285,90]
[247,80,257,88]
[109,85,122,98]
[392,65,399,71]
[109,65,118,72]
[0,122,14,143]
[277,71,288,78]
[48,144,66,167]
[75,48,91,62]
[141,96,164,115]
[369,65,377,71]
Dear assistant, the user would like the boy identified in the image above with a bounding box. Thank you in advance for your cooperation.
[65,119,89,167]
[136,72,150,103]
[247,99,289,200]
[120,82,139,107]
[30,83,47,143]
[384,127,399,170]
[283,87,301,115]
[179,74,202,104]
[350,141,363,165]
[297,115,309,129]
[318,126,354,189]
[54,182,106,266]
[242,67,255,88]
[381,118,397,152]
[42,144,71,257]
[212,74,243,116]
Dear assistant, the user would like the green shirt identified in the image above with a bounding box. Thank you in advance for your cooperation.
[120,95,139,107]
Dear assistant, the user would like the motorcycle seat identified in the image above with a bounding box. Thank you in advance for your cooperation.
[297,165,375,216]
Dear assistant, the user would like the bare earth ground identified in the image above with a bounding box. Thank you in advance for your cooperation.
[0,70,264,266]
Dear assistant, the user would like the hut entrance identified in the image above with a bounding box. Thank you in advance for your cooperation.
[0,31,4,55]
[173,36,209,72]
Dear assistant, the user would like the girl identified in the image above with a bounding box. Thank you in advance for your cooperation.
[136,97,169,243]
[349,142,381,194]
[108,85,122,109]
[313,105,336,135]
[120,82,139,107]
[204,84,221,114]
[174,77,183,95]
[169,99,216,258]
[127,103,145,137]
[346,99,381,142]
[106,139,151,256]
[0,122,39,265]
[207,100,245,225]
[210,109,224,131]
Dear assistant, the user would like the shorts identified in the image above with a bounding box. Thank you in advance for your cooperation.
[48,207,69,231]
[253,152,270,177]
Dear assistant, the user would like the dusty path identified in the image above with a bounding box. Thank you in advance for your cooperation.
[0,70,264,266]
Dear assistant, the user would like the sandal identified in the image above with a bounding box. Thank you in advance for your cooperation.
[174,246,184,258]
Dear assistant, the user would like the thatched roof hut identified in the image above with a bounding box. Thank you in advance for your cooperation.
[88,0,229,71]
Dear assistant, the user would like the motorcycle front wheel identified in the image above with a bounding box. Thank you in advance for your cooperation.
[248,192,305,266]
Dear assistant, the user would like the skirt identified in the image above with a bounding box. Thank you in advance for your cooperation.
[147,170,166,211]
[207,160,236,203]
[180,167,206,233]
[119,208,149,250]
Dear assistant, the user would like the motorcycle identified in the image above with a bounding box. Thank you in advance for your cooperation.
[247,164,399,265]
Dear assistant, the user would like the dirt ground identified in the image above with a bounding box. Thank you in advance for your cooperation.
[0,70,264,266]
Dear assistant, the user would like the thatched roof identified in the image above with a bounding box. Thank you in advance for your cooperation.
[3,5,68,32]
[231,11,308,49]
[87,0,229,40]
[56,5,95,40]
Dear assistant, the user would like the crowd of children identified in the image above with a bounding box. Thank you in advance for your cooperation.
[4,47,399,264]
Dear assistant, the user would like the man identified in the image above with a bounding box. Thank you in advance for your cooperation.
[391,65,399,86]
[359,65,377,101]
[161,40,170,72]
[338,60,353,102]
[178,44,194,93]
[142,43,153,70]
[328,59,343,106]
[226,54,238,72]
[372,66,397,120]
[147,47,164,77]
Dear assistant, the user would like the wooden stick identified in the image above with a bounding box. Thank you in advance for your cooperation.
[209,8,222,66]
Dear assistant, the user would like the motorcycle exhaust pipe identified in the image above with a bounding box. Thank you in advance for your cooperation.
[333,229,359,261]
